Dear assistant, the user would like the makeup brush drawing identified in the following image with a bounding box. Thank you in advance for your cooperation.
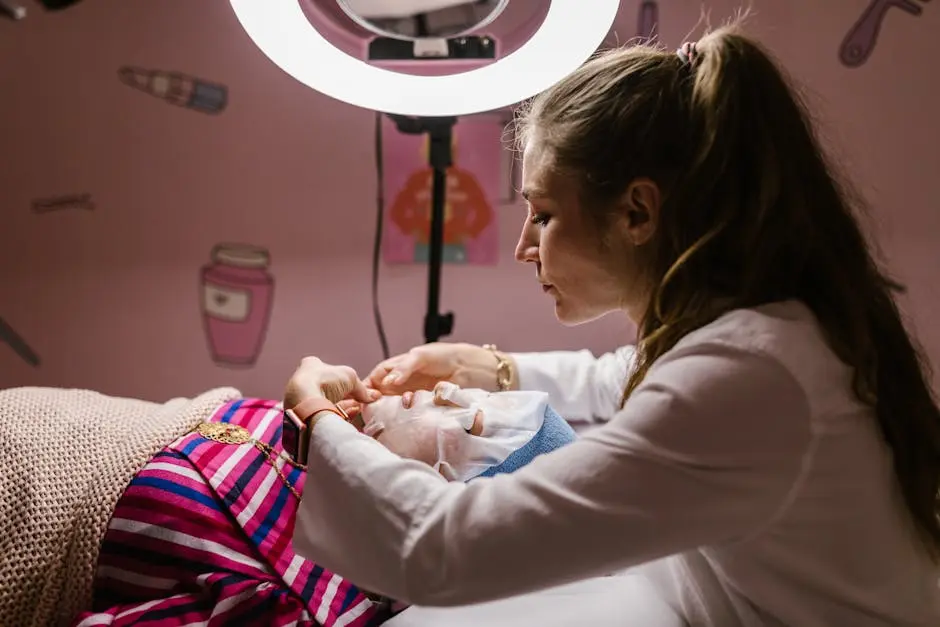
[199,243,275,367]
[840,0,930,68]
[118,67,228,115]
[636,0,658,42]
[0,316,40,368]
[31,193,95,214]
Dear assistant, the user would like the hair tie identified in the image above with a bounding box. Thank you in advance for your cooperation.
[677,41,698,65]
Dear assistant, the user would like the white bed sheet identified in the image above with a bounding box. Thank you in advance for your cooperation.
[384,573,686,627]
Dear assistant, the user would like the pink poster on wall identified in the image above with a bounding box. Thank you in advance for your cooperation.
[381,115,500,265]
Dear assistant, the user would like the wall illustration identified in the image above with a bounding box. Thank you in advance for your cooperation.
[39,0,83,10]
[840,0,929,67]
[118,67,228,115]
[1,0,26,20]
[199,243,274,367]
[31,193,95,214]
[382,116,499,265]
[0,316,40,367]
[1,0,938,405]
[1,0,84,20]
[636,0,658,41]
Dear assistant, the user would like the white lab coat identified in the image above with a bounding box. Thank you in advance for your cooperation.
[510,345,636,422]
[294,301,940,627]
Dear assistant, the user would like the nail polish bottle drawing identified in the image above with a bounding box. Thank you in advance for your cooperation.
[840,0,928,68]
[118,67,228,114]
[636,0,658,42]
[200,243,275,367]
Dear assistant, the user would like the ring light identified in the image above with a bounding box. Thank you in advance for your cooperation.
[229,0,621,116]
[230,0,621,346]
[336,0,511,41]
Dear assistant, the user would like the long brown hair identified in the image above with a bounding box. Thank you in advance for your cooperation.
[515,22,940,558]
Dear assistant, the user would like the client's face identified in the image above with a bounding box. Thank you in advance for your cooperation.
[360,389,484,474]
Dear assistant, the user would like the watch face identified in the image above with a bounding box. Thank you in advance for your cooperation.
[282,409,305,461]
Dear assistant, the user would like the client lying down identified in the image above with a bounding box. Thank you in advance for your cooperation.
[0,383,575,627]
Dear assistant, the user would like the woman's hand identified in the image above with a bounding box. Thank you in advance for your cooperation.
[365,342,507,395]
[284,357,379,409]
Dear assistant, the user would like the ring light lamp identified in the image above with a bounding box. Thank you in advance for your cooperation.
[230,0,621,345]
[229,0,620,117]
[336,0,511,41]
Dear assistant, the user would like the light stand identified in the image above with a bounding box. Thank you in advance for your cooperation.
[387,114,457,344]
[231,0,621,343]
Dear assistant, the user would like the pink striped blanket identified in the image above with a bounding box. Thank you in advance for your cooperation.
[72,398,387,627]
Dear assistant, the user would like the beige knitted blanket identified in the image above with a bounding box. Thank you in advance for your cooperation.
[0,385,241,627]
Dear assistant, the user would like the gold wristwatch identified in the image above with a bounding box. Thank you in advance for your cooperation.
[482,344,513,391]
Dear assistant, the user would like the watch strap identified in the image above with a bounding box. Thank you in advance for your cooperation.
[292,396,349,422]
[283,397,349,464]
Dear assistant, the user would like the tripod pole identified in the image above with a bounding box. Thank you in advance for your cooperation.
[423,117,456,343]
[387,114,457,344]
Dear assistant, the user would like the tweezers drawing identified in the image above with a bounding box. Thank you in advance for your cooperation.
[840,0,931,68]
[0,316,41,367]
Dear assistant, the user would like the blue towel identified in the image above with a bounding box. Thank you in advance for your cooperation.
[476,406,577,479]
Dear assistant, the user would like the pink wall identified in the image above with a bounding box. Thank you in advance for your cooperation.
[0,1,937,401]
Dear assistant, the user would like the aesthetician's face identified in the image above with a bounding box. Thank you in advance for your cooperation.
[515,137,637,325]
[515,134,659,326]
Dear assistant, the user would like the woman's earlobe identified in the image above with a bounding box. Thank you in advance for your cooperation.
[622,179,661,245]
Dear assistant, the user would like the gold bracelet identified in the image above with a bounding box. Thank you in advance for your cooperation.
[482,344,513,391]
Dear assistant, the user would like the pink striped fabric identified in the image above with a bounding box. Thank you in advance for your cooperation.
[72,398,387,627]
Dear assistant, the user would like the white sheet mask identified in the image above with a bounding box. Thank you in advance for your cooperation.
[361,383,550,481]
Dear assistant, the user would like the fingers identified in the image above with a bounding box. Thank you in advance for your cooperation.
[349,376,382,404]
[331,366,378,404]
[400,383,462,410]
[368,353,421,393]
[365,357,404,389]
[296,359,381,406]
[432,381,462,408]
[365,363,393,389]
[336,398,362,417]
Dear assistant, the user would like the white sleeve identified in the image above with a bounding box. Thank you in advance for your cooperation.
[293,341,813,607]
[509,346,636,422]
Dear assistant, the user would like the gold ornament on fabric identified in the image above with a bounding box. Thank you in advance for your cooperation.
[196,422,252,445]
[193,420,391,608]
[193,421,306,500]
